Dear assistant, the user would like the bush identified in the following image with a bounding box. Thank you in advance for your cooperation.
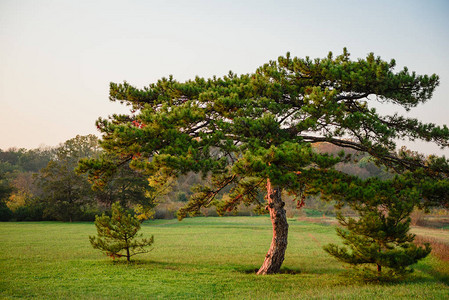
[304,209,324,217]
[176,192,188,202]
[0,200,13,221]
[78,208,104,222]
[154,202,184,219]
[13,205,47,221]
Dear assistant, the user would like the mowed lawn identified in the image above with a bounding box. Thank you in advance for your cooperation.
[1,216,448,299]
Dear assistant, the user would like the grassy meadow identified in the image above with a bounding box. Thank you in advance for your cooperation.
[1,216,448,299]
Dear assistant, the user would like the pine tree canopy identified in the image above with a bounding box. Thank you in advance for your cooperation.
[89,202,154,261]
[79,49,449,217]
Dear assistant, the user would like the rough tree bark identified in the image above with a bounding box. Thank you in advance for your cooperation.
[257,179,289,275]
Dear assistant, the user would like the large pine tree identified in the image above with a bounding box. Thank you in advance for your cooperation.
[79,49,449,274]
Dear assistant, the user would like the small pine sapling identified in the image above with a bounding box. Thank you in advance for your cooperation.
[89,202,154,261]
[324,185,431,280]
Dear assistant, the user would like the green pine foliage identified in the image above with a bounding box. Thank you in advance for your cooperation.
[89,202,154,261]
[324,191,431,280]
[80,49,449,217]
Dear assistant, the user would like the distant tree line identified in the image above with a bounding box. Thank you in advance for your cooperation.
[0,135,154,221]
[1,134,392,222]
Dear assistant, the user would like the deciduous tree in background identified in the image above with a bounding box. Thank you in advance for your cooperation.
[36,135,100,222]
[0,147,54,220]
[0,169,13,221]
[79,49,449,274]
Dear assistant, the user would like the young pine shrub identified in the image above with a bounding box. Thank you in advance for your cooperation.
[324,189,431,281]
[89,202,154,262]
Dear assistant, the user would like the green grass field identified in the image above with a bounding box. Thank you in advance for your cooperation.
[1,216,448,299]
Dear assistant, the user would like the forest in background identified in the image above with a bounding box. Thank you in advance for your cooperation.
[0,134,440,222]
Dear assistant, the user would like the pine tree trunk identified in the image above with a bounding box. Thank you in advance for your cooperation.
[125,235,131,262]
[126,246,130,262]
[257,179,289,275]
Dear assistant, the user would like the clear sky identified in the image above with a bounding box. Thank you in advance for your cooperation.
[1,0,448,155]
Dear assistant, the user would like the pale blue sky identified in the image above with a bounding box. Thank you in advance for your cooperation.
[1,0,448,155]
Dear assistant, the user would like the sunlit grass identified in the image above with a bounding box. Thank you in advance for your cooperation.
[1,217,448,299]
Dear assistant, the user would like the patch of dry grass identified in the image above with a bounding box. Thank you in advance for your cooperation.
[411,226,449,242]
[411,209,449,229]
[414,235,449,262]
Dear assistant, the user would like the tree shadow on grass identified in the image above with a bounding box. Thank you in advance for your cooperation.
[237,266,301,275]
[413,265,449,286]
[107,259,181,270]
[235,263,346,276]
[329,267,449,287]
[411,256,449,285]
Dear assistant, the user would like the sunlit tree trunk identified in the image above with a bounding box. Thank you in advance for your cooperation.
[257,179,289,275]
